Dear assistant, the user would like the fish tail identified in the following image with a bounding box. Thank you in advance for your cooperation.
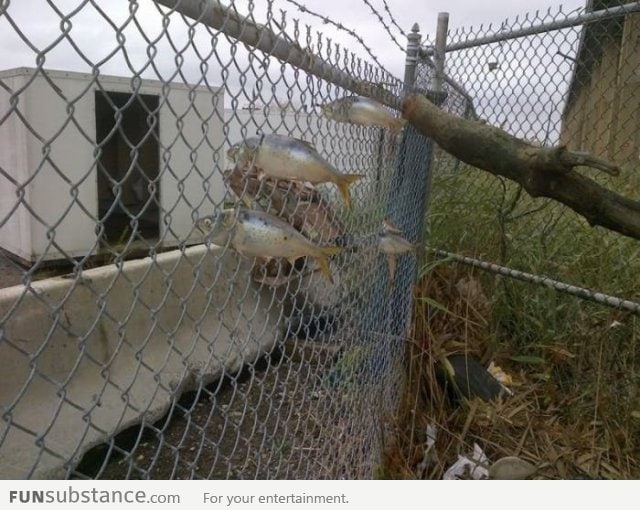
[391,117,408,138]
[383,218,402,234]
[315,245,342,284]
[337,174,364,209]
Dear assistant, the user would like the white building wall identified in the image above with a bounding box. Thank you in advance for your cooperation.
[0,67,224,263]
[0,67,391,264]
[0,71,33,261]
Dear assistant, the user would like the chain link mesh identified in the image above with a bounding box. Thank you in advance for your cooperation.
[421,0,640,307]
[5,0,639,481]
[0,0,432,479]
[416,2,640,477]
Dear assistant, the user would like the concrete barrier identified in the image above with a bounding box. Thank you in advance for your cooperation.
[0,245,283,479]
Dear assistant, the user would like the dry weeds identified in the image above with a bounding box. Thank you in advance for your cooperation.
[381,262,640,480]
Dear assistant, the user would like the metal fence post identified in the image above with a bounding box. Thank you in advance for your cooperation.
[417,12,451,257]
[371,22,434,346]
[395,19,439,276]
[404,23,422,93]
[433,13,450,96]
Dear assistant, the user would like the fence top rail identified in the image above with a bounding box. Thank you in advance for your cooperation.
[444,1,640,51]
[156,0,403,109]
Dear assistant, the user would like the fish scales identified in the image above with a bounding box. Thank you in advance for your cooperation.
[228,134,362,208]
[232,209,318,258]
[321,95,406,135]
[378,232,416,255]
[196,208,341,282]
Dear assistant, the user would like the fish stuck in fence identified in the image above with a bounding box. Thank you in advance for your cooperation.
[378,221,416,288]
[226,134,363,209]
[196,208,342,283]
[320,95,407,137]
[224,165,346,244]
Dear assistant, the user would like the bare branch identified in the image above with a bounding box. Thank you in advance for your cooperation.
[555,148,620,176]
[402,93,640,241]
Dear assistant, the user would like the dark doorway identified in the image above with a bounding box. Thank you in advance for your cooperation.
[95,91,160,244]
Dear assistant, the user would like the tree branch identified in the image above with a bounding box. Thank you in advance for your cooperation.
[402,93,640,241]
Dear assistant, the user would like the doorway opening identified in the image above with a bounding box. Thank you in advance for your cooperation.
[95,91,160,244]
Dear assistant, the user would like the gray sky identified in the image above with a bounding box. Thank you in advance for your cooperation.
[0,0,586,77]
[0,0,589,141]
[269,0,586,76]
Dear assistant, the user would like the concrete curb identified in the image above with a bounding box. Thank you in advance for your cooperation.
[0,245,283,479]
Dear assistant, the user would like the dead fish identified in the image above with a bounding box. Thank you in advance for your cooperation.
[224,165,346,243]
[251,258,322,288]
[321,95,407,136]
[251,258,295,287]
[378,230,416,286]
[196,208,341,283]
[226,134,363,209]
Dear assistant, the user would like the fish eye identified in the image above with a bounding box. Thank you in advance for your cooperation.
[226,146,237,159]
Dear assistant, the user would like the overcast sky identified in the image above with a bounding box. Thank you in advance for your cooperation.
[1,0,587,76]
[270,0,587,76]
[0,0,590,141]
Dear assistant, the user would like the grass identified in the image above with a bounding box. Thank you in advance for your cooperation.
[380,159,640,479]
[428,159,640,299]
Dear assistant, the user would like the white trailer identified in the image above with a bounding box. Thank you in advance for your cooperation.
[0,67,225,264]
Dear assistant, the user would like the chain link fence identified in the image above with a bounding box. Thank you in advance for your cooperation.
[3,0,640,480]
[417,1,640,477]
[425,1,640,308]
[0,0,434,479]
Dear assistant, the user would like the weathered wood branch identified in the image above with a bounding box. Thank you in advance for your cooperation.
[402,93,640,241]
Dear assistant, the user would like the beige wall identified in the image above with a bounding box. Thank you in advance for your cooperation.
[561,12,640,165]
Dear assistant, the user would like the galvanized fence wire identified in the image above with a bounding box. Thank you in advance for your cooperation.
[281,0,396,77]
[415,4,640,480]
[420,1,640,313]
[0,0,430,479]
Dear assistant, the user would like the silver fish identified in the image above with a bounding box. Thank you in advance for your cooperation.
[378,230,416,286]
[226,134,362,209]
[224,165,346,243]
[196,208,342,283]
[321,95,407,135]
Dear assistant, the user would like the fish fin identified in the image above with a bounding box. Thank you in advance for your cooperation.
[315,256,334,284]
[235,249,251,260]
[314,245,342,284]
[383,218,402,234]
[319,245,342,257]
[337,174,365,209]
[390,118,408,138]
[386,254,397,288]
[293,138,318,153]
